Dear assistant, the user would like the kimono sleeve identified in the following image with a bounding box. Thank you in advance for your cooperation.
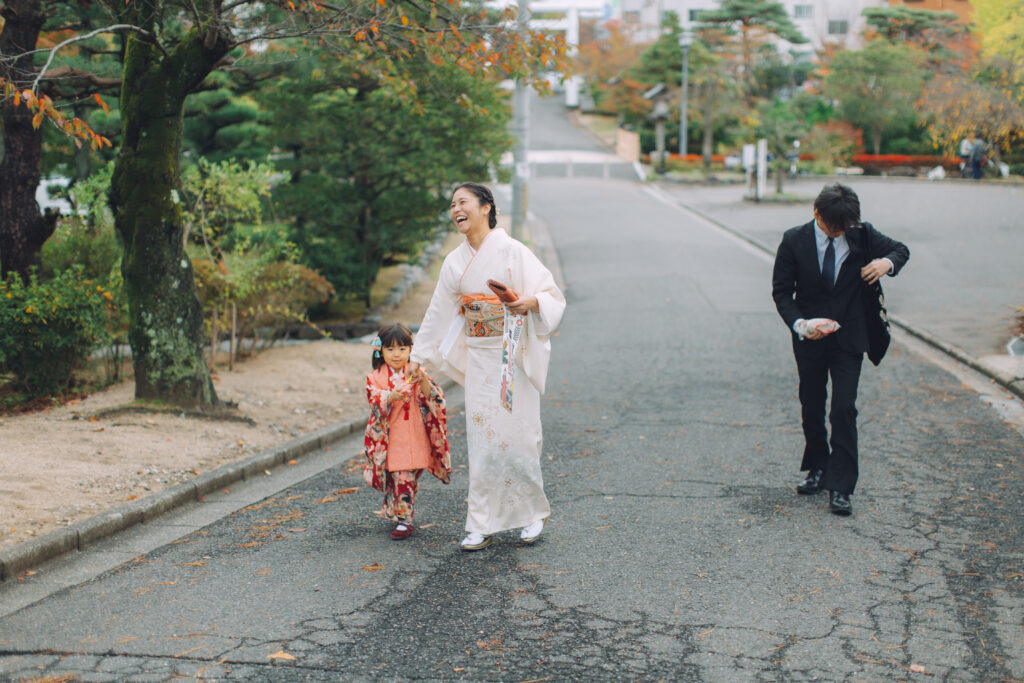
[514,242,565,338]
[410,255,461,369]
[365,372,392,419]
[418,372,447,420]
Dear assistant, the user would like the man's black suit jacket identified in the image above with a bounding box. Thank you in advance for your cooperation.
[772,221,909,358]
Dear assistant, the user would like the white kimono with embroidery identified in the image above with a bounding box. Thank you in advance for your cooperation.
[411,228,565,535]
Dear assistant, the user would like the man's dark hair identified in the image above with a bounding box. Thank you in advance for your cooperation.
[814,183,860,231]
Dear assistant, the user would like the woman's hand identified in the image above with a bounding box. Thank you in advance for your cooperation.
[506,295,539,315]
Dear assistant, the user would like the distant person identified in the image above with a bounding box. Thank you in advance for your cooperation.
[362,322,451,540]
[772,183,909,516]
[959,137,972,177]
[968,131,988,180]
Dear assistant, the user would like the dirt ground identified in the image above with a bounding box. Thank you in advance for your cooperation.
[0,236,452,552]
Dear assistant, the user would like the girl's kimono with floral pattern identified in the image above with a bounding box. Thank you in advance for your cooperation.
[363,365,450,522]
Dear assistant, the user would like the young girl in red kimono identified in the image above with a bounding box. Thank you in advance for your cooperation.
[362,323,451,540]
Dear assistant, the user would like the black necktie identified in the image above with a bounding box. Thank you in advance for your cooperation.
[822,237,835,290]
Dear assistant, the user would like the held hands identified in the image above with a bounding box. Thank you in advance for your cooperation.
[404,362,432,393]
[861,259,890,285]
[388,388,411,405]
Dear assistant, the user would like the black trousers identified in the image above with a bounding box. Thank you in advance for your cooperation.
[794,339,863,495]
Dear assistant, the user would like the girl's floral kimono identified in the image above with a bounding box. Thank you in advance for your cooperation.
[363,365,450,523]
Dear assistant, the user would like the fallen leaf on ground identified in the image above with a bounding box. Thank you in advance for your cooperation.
[180,561,206,567]
[287,460,299,465]
[267,650,296,661]
[335,487,361,495]
[909,664,928,673]
[360,563,385,571]
[316,496,337,504]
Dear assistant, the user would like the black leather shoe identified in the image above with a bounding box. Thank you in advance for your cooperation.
[797,469,825,495]
[829,491,852,516]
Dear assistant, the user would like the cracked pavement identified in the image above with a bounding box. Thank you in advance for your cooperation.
[1,174,1022,681]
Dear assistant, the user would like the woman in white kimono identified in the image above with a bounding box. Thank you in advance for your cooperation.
[407,183,565,551]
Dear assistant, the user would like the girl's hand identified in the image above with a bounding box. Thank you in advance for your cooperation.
[388,389,409,404]
[506,295,539,315]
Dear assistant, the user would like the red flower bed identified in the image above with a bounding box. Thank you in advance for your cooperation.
[852,154,959,169]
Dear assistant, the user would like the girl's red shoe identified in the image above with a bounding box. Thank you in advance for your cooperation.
[390,524,413,540]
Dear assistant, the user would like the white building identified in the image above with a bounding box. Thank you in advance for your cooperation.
[618,0,887,53]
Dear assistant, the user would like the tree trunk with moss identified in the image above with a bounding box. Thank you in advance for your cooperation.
[109,26,229,409]
[0,1,59,282]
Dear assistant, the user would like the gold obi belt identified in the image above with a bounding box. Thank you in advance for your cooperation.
[461,294,505,338]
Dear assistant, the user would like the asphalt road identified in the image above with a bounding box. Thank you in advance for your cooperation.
[655,178,1024,361]
[1,174,1022,681]
[1,98,1022,681]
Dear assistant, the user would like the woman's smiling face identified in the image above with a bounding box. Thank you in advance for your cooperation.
[450,187,490,235]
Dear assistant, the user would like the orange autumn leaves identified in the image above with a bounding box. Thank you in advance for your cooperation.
[1,78,112,151]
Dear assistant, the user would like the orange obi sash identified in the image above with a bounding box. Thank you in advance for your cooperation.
[461,294,505,338]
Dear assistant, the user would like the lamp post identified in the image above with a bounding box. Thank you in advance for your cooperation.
[511,0,530,239]
[678,29,692,157]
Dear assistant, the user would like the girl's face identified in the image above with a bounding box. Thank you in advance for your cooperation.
[381,343,411,371]
[450,188,491,235]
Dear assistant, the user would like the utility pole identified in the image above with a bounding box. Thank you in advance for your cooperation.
[510,0,530,240]
[678,30,692,157]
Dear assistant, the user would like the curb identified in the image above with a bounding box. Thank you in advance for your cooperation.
[0,416,363,581]
[0,376,460,581]
[675,199,1024,403]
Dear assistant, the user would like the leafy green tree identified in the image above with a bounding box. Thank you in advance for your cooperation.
[861,6,968,69]
[33,0,563,410]
[265,47,512,305]
[821,41,925,154]
[755,98,807,193]
[972,0,1024,74]
[698,0,807,104]
[862,6,959,42]
[184,68,272,163]
[688,28,743,169]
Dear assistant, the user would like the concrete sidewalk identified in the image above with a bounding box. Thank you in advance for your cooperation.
[653,178,1024,399]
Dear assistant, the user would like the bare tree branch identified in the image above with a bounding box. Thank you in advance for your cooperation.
[31,24,167,93]
[40,65,121,89]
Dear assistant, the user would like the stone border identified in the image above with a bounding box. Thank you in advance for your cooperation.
[677,201,1024,403]
[0,417,364,581]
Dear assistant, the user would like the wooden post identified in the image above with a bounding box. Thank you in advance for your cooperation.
[210,306,218,368]
[230,302,237,371]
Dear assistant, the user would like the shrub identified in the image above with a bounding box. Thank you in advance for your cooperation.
[801,122,863,174]
[193,249,334,353]
[0,267,116,397]
[40,218,121,285]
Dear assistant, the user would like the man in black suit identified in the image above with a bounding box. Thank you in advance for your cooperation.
[772,183,909,516]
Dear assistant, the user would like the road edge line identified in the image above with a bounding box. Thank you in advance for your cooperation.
[655,189,1024,403]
